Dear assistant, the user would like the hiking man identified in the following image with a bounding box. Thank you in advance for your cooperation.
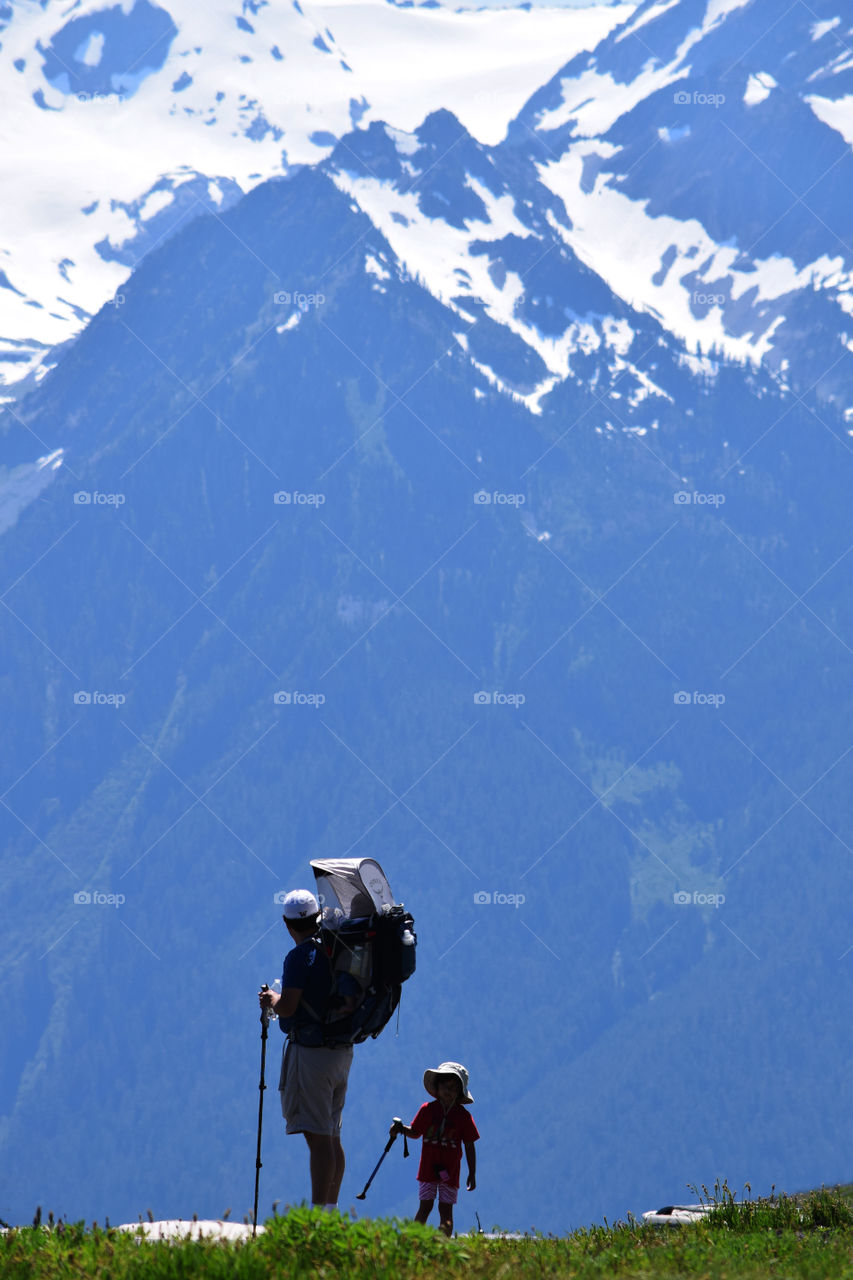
[259,888,353,1210]
[390,1061,479,1236]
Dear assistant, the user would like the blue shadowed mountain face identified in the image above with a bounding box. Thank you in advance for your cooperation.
[1,2,853,1238]
[38,0,177,100]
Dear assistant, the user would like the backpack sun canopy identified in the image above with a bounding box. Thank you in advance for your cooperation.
[310,857,396,920]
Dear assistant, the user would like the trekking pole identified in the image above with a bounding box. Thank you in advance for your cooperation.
[252,990,272,1238]
[355,1120,407,1201]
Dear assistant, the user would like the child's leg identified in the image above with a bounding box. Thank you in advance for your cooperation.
[416,1181,438,1225]
[437,1202,453,1237]
[415,1198,434,1225]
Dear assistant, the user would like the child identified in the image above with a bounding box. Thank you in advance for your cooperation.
[390,1061,479,1237]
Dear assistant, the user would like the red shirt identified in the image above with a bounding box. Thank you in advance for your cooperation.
[410,1100,480,1188]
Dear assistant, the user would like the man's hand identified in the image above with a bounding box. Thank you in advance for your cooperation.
[467,1173,476,1191]
[259,985,278,1011]
[389,1117,405,1137]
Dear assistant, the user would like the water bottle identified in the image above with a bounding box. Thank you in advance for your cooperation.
[400,928,415,980]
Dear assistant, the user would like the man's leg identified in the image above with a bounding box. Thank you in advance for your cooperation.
[437,1202,453,1237]
[324,1047,351,1207]
[304,1132,336,1205]
[329,1136,345,1204]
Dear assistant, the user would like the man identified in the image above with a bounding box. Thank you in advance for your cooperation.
[259,888,353,1210]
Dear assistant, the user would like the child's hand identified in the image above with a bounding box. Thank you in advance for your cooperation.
[467,1173,476,1191]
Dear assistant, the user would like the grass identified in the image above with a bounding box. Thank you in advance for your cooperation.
[3,1185,853,1279]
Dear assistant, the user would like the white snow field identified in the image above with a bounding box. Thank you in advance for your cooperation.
[115,1219,264,1240]
[0,0,634,389]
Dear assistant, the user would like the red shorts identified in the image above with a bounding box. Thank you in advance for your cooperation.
[418,1179,458,1205]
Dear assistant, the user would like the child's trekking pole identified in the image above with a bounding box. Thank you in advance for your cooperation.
[252,991,272,1237]
[355,1120,409,1200]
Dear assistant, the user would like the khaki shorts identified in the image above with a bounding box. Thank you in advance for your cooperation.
[279,1041,353,1136]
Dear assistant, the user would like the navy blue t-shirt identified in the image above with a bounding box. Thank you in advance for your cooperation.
[280,937,331,1034]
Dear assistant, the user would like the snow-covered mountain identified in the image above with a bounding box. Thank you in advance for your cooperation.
[512,0,853,400]
[321,0,853,419]
[4,0,852,415]
[323,108,683,424]
[0,0,633,392]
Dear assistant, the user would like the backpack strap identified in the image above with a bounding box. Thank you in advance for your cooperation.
[287,935,335,1041]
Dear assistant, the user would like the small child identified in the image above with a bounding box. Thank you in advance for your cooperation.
[390,1060,479,1237]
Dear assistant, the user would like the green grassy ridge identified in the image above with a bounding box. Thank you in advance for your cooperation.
[4,1189,853,1279]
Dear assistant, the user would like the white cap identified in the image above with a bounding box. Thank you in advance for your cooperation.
[281,888,320,921]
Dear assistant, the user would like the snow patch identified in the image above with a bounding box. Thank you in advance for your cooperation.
[811,17,841,42]
[364,253,391,281]
[658,124,691,143]
[0,448,64,537]
[74,31,105,67]
[384,125,419,156]
[116,1221,264,1241]
[743,72,777,106]
[804,93,853,146]
[614,0,679,44]
[537,20,705,138]
[138,188,174,222]
[536,145,848,366]
[704,0,752,25]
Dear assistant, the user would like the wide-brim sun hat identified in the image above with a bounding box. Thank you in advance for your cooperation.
[423,1061,473,1104]
[281,888,320,920]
